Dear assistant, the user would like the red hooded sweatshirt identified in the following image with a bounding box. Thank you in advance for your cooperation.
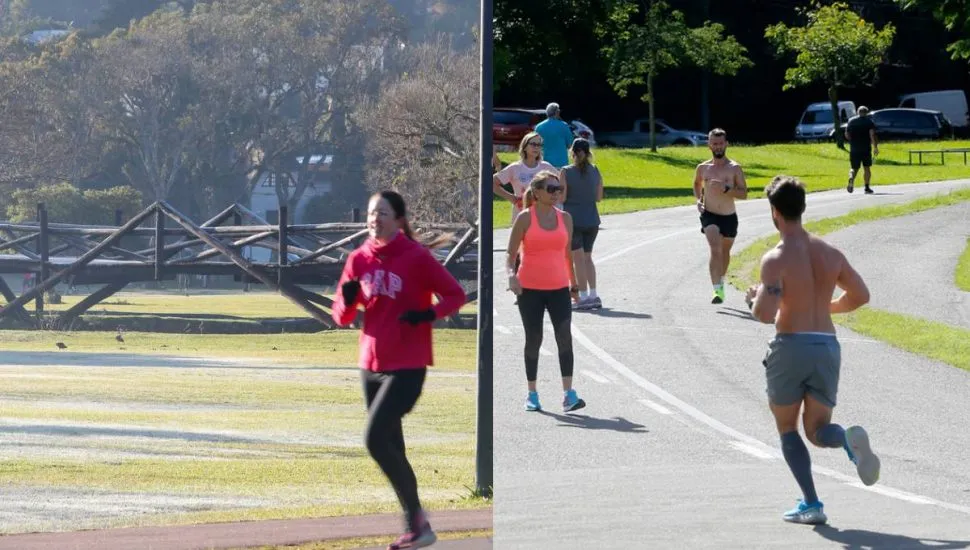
[332,231,466,372]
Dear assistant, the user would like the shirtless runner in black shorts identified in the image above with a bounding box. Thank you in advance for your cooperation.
[693,128,748,304]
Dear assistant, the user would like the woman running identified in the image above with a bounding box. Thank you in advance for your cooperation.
[332,190,466,550]
[506,170,586,413]
[560,138,604,310]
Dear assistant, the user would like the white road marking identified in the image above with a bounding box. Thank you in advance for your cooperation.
[539,347,552,357]
[583,370,610,384]
[729,441,777,460]
[571,323,970,516]
[638,398,672,415]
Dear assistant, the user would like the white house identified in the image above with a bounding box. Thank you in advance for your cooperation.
[245,154,334,262]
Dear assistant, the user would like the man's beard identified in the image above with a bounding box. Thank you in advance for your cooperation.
[713,150,726,159]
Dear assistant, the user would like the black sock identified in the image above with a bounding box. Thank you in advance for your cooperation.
[781,431,819,504]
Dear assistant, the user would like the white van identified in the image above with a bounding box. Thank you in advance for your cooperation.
[898,90,969,128]
[794,101,856,141]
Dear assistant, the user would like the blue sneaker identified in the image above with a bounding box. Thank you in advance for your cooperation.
[845,425,880,486]
[525,391,541,412]
[782,500,827,525]
[563,389,586,412]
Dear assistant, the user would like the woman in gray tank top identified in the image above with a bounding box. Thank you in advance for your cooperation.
[561,138,603,310]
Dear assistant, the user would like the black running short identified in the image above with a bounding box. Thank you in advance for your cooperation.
[699,210,739,239]
[571,226,599,252]
[850,149,873,171]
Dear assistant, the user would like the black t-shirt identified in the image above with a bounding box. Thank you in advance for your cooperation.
[846,115,876,150]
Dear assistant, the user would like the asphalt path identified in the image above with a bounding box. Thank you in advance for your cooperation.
[824,201,970,330]
[492,178,970,549]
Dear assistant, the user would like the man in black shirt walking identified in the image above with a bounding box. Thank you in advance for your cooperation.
[844,106,879,194]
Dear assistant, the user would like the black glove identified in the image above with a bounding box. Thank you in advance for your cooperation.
[341,280,360,306]
[399,308,436,326]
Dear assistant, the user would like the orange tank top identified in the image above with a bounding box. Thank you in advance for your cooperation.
[517,207,570,290]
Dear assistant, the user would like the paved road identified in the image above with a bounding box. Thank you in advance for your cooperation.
[824,201,970,329]
[0,509,492,550]
[492,179,970,549]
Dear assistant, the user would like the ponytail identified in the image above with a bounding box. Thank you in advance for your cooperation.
[401,218,415,241]
[403,217,453,250]
[523,187,537,209]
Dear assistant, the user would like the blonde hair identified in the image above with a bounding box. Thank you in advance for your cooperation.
[522,170,559,209]
[518,132,542,162]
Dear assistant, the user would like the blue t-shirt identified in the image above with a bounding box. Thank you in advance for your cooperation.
[535,118,573,169]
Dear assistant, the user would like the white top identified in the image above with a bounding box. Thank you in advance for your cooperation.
[495,160,558,197]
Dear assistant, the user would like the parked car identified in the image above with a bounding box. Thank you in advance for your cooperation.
[898,90,969,130]
[493,108,544,153]
[492,107,597,152]
[596,118,708,148]
[794,101,856,141]
[868,108,953,140]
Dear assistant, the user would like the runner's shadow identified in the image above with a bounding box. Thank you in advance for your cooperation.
[863,191,905,196]
[813,525,970,549]
[578,308,652,319]
[538,411,649,433]
[716,307,759,322]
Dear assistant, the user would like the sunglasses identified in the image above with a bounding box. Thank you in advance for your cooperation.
[527,141,543,146]
[543,184,562,193]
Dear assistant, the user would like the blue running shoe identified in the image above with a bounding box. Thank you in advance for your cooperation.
[563,389,586,412]
[525,391,541,412]
[783,500,827,525]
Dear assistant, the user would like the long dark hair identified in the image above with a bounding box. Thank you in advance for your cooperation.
[372,190,452,249]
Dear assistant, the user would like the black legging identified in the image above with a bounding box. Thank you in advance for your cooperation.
[361,368,427,530]
[516,287,574,381]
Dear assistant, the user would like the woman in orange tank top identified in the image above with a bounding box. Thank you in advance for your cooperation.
[506,171,586,413]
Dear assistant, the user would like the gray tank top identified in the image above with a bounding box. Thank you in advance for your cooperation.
[562,164,601,228]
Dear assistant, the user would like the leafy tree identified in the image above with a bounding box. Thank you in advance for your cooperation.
[6,182,142,224]
[766,2,895,148]
[599,0,751,152]
[896,0,970,61]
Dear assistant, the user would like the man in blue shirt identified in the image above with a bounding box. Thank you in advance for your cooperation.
[535,103,574,169]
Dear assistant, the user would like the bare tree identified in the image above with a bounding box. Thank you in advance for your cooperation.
[356,35,478,224]
[97,11,202,201]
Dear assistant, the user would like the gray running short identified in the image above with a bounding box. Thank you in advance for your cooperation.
[762,333,841,407]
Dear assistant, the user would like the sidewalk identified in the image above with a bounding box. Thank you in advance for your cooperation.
[0,508,492,550]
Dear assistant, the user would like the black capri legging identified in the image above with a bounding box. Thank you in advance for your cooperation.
[516,287,574,381]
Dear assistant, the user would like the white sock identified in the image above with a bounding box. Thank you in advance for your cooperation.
[588,288,597,298]
[579,290,588,299]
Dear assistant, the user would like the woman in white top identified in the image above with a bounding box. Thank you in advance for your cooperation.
[493,132,559,220]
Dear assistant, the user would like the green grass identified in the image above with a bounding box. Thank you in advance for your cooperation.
[235,529,492,550]
[838,309,970,373]
[494,140,970,228]
[9,290,478,317]
[957,238,970,292]
[728,188,970,373]
[0,329,476,370]
[0,328,485,532]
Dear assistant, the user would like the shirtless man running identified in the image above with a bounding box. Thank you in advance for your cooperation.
[745,175,880,525]
[693,128,747,304]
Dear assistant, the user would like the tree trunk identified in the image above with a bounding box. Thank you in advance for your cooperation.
[700,0,711,132]
[829,85,845,149]
[648,71,657,153]
[701,72,711,132]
